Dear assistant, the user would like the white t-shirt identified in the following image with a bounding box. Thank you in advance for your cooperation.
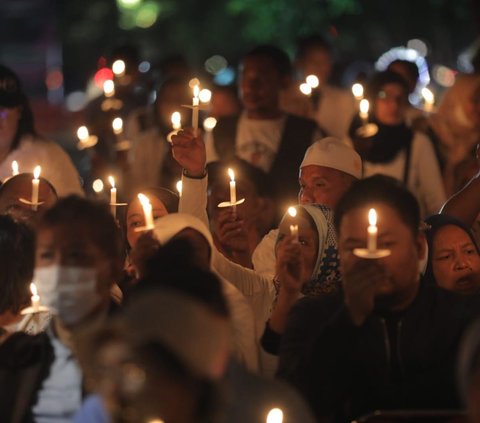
[0,135,84,197]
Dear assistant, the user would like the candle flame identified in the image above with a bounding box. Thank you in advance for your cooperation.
[203,117,217,131]
[77,125,89,141]
[368,208,377,226]
[352,83,364,99]
[227,168,235,182]
[421,87,434,104]
[92,179,104,193]
[112,60,126,76]
[306,74,319,88]
[103,80,115,96]
[11,160,19,175]
[299,82,312,96]
[193,84,200,98]
[171,112,181,127]
[266,408,284,423]
[287,206,297,218]
[33,166,41,180]
[137,193,151,207]
[359,99,369,114]
[112,117,123,133]
[30,282,38,297]
[176,180,182,195]
[199,88,212,103]
[108,176,115,188]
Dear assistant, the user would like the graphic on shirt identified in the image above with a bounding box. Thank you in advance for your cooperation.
[238,140,275,168]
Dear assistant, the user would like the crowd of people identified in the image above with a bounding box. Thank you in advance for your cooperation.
[0,34,480,423]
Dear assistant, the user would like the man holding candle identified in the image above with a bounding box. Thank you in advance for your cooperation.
[280,175,480,422]
[205,45,322,207]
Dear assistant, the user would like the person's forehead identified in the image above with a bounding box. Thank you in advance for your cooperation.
[434,225,472,244]
[241,56,279,74]
[300,165,344,179]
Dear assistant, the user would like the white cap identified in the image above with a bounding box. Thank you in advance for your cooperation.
[300,137,362,179]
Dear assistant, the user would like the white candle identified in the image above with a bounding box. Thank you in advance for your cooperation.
[228,168,236,205]
[287,206,299,243]
[138,193,154,229]
[171,112,182,130]
[11,160,19,176]
[30,282,40,313]
[367,208,378,252]
[112,117,123,135]
[192,84,200,132]
[103,80,115,98]
[359,99,369,125]
[112,60,126,77]
[108,176,117,218]
[352,83,364,101]
[266,408,283,423]
[31,166,41,211]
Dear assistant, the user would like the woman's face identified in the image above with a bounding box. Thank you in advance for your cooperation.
[276,212,319,279]
[126,196,169,248]
[432,225,480,294]
[374,83,408,126]
[0,106,21,150]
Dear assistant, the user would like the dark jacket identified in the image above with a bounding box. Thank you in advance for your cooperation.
[213,113,320,206]
[278,279,480,422]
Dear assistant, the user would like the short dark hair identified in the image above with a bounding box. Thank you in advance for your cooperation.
[0,215,34,314]
[243,45,292,77]
[296,34,333,59]
[366,70,410,101]
[38,195,123,262]
[388,59,420,84]
[334,175,420,236]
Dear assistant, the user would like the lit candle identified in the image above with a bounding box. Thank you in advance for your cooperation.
[112,117,123,135]
[299,82,312,96]
[171,112,182,130]
[11,160,19,176]
[422,87,435,113]
[108,176,117,218]
[77,125,89,142]
[306,74,320,88]
[192,84,200,132]
[103,80,115,98]
[31,166,41,211]
[176,180,182,197]
[112,60,126,77]
[228,168,237,205]
[367,208,378,252]
[266,408,283,423]
[359,99,369,125]
[352,83,364,101]
[30,282,40,313]
[203,117,217,132]
[287,206,299,243]
[138,193,154,230]
[199,88,212,103]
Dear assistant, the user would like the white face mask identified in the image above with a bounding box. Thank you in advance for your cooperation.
[33,265,101,326]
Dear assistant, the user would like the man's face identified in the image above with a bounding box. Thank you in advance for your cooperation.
[338,203,425,308]
[0,106,20,150]
[239,56,286,118]
[298,47,332,83]
[432,225,480,294]
[299,165,353,208]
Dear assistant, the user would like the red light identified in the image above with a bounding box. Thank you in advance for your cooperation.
[45,70,63,90]
[93,68,114,88]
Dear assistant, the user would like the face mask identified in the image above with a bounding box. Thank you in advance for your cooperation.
[33,265,101,326]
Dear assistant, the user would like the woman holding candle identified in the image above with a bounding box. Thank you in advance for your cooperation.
[348,70,445,218]
[0,65,83,197]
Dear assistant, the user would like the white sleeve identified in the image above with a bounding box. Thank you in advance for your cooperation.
[178,173,209,228]
[252,229,278,280]
[411,133,447,215]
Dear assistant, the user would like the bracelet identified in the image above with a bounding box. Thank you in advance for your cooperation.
[182,168,207,179]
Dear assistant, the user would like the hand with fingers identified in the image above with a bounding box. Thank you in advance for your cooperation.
[171,127,206,177]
